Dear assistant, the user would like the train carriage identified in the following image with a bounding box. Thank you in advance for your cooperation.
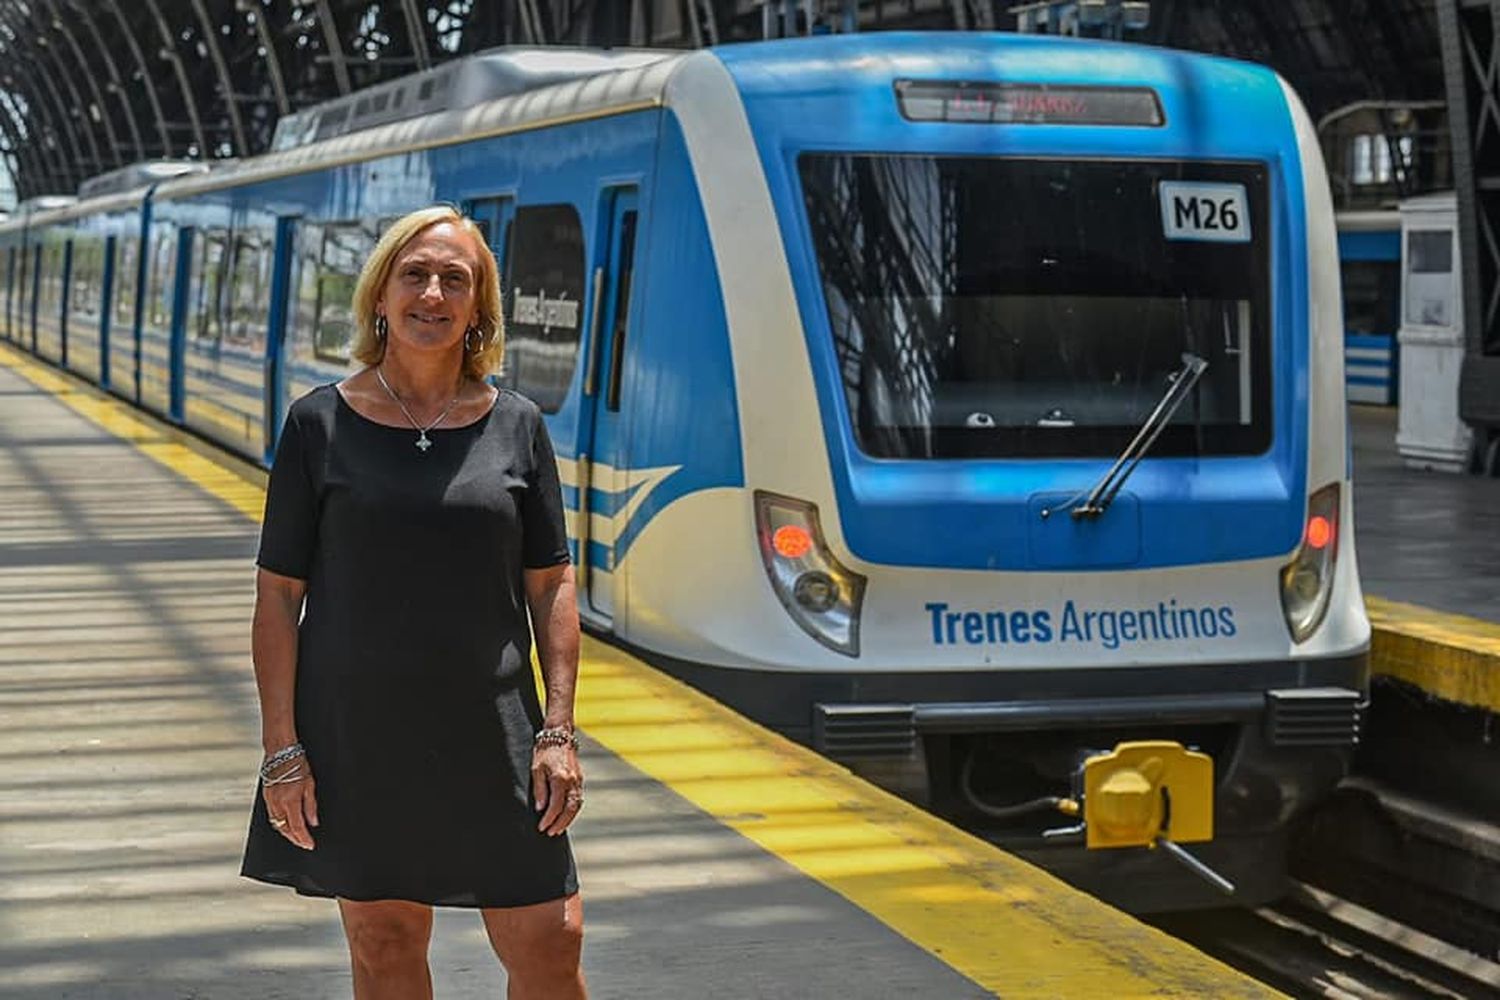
[1337,208,1402,404]
[0,34,1370,911]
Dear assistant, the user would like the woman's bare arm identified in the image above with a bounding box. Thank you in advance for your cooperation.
[525,562,580,730]
[253,567,317,849]
[524,562,583,835]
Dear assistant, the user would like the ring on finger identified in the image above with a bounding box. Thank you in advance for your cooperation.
[270,816,289,829]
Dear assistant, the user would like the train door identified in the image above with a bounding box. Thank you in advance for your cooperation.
[100,236,116,388]
[263,217,298,464]
[28,244,40,351]
[59,240,73,367]
[466,196,516,264]
[110,230,143,402]
[168,228,194,422]
[580,188,641,624]
[4,246,14,341]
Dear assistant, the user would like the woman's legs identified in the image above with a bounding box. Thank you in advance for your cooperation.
[481,892,586,1000]
[337,898,435,1000]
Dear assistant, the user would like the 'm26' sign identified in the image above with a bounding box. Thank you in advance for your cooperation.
[1159,181,1251,243]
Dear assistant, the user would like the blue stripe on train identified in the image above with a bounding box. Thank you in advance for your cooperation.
[1343,331,1396,403]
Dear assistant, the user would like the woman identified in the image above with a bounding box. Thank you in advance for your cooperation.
[242,205,587,1000]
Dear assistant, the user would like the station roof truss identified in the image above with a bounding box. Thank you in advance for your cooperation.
[0,1,1448,204]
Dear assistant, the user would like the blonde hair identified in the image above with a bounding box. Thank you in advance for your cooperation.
[351,205,504,381]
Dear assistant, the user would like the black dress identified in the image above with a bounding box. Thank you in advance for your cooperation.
[241,384,577,908]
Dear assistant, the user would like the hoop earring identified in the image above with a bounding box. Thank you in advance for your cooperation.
[465,326,478,352]
[375,315,388,341]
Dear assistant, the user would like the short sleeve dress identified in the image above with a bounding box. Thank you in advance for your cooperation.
[240,384,577,908]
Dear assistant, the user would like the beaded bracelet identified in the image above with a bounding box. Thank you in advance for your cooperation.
[533,727,579,750]
[260,742,306,780]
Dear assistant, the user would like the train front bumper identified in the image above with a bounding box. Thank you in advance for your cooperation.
[811,655,1367,839]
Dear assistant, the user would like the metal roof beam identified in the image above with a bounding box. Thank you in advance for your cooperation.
[314,0,353,95]
[141,0,209,156]
[105,0,175,157]
[30,12,110,175]
[188,0,249,155]
[21,16,102,174]
[44,0,128,171]
[70,0,147,163]
[239,0,290,116]
[0,102,49,201]
[0,9,91,186]
[400,0,432,71]
[0,87,67,197]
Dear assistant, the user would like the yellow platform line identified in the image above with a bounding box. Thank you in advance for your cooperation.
[0,342,266,523]
[1366,596,1500,714]
[0,340,1276,999]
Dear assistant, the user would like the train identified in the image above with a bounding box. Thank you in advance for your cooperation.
[0,34,1370,911]
[1337,208,1402,405]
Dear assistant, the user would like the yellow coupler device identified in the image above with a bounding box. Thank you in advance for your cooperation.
[1058,740,1214,849]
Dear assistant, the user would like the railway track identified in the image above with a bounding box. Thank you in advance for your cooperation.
[1152,881,1500,999]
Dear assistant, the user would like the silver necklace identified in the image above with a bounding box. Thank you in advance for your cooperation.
[374,366,464,452]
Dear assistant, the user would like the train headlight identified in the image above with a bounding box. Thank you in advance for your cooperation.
[754,491,867,656]
[1279,483,1340,643]
[793,571,839,613]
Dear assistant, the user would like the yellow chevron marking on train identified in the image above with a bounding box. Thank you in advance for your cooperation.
[0,339,1279,998]
[1365,596,1500,714]
[555,457,681,547]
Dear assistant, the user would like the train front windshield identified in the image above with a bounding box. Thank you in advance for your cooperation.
[798,156,1272,459]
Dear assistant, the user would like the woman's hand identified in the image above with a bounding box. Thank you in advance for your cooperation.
[532,744,584,836]
[263,754,319,851]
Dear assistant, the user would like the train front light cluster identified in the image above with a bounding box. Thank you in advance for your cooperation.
[754,491,866,656]
[1279,483,1341,643]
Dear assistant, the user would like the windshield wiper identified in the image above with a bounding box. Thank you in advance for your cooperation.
[1043,352,1208,521]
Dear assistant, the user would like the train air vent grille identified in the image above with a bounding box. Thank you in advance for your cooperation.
[1265,687,1364,747]
[813,704,917,759]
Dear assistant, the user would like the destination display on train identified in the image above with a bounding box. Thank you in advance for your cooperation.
[894,80,1163,126]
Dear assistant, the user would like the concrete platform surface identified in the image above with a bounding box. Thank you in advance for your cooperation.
[0,346,1274,998]
[1351,404,1500,624]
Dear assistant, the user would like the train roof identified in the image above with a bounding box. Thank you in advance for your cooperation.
[269,47,676,151]
[155,49,691,201]
[77,161,209,200]
[0,185,156,233]
[10,33,1286,220]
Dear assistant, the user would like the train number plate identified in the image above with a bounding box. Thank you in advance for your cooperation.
[1159,181,1251,243]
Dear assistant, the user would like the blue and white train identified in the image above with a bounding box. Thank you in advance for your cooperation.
[0,34,1370,909]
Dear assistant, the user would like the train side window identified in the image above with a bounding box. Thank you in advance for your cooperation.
[69,239,91,314]
[313,221,376,364]
[228,232,271,346]
[39,241,64,320]
[501,204,585,412]
[192,228,231,342]
[16,242,31,333]
[70,236,104,328]
[4,246,14,338]
[291,222,323,361]
[466,196,515,271]
[115,235,139,329]
[145,228,178,330]
[605,210,638,412]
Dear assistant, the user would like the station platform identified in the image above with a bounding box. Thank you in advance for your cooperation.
[1350,405,1500,715]
[0,344,1273,998]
